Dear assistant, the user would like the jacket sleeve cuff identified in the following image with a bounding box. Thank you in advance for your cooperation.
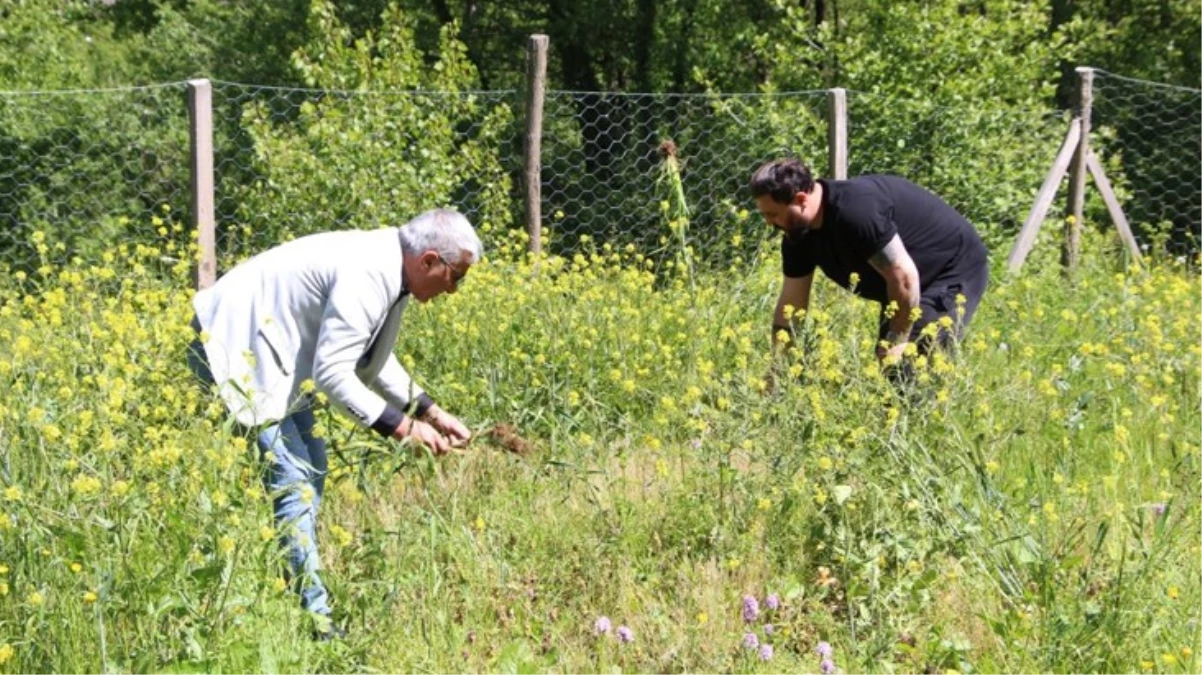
[412,392,435,418]
[371,405,405,437]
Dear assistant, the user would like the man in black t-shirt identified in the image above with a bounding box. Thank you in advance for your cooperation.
[749,158,989,364]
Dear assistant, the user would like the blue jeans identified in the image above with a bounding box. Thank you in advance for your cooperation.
[188,323,331,617]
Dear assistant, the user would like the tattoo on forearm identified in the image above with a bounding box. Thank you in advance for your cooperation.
[868,235,906,273]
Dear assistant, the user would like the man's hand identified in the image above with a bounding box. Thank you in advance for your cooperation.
[876,341,909,363]
[423,404,471,447]
[394,417,450,455]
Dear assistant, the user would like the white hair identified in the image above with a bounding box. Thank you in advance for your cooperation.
[398,208,483,265]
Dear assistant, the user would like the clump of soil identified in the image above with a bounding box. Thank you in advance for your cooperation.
[481,423,534,455]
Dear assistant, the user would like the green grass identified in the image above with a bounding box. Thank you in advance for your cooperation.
[0,223,1197,673]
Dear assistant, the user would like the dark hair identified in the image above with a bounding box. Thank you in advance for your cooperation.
[749,159,815,203]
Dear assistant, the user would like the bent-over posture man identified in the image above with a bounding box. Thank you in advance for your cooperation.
[187,208,480,638]
[750,158,989,366]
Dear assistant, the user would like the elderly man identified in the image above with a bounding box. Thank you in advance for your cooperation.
[750,158,989,367]
[187,208,480,638]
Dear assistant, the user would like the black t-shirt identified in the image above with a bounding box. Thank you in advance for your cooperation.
[781,175,988,303]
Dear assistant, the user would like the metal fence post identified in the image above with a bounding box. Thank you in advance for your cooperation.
[1063,66,1093,273]
[188,79,216,290]
[523,35,549,255]
[827,87,848,180]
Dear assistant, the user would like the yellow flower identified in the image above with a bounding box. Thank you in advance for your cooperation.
[1167,586,1179,599]
[217,536,236,555]
[0,644,12,666]
[818,456,833,471]
[329,524,353,548]
[69,562,82,574]
[696,611,708,626]
[26,590,43,607]
[3,486,20,502]
[757,498,772,511]
[272,577,288,592]
[70,474,102,497]
[83,590,98,603]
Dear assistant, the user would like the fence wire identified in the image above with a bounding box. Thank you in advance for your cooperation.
[0,72,1197,276]
[207,81,521,265]
[1091,71,1201,255]
[539,90,828,259]
[0,83,190,272]
[847,92,1069,252]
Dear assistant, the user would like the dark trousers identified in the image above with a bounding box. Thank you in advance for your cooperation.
[877,265,990,356]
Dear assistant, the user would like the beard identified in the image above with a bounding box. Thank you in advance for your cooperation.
[778,212,812,238]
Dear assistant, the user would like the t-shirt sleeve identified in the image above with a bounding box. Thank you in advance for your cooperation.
[844,193,898,260]
[780,233,816,278]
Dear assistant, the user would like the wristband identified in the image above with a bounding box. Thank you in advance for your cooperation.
[412,393,435,418]
[372,405,405,437]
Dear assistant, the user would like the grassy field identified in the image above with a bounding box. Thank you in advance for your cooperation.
[0,219,1198,673]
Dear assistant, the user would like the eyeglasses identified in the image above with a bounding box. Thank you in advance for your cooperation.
[437,253,468,287]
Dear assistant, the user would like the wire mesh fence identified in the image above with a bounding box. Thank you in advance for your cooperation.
[206,81,521,265]
[0,69,1197,277]
[1091,71,1201,255]
[0,83,190,272]
[846,92,1070,253]
[539,90,829,261]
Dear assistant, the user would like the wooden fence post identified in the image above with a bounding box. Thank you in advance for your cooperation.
[1063,66,1093,273]
[523,35,549,255]
[827,87,848,180]
[188,79,216,290]
[1007,118,1081,275]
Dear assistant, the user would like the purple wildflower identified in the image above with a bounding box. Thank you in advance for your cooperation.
[594,616,611,635]
[742,632,759,650]
[763,624,775,635]
[816,640,834,659]
[617,625,634,644]
[759,644,775,661]
[742,594,760,622]
[820,658,836,674]
[690,439,703,451]
[765,593,781,611]
[1150,502,1167,517]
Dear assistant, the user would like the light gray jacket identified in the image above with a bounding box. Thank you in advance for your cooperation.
[192,228,425,429]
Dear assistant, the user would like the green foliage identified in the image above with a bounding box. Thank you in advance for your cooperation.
[0,224,1198,672]
[1054,0,1201,87]
[228,1,514,255]
[0,1,189,270]
[755,0,1068,248]
[0,0,134,90]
